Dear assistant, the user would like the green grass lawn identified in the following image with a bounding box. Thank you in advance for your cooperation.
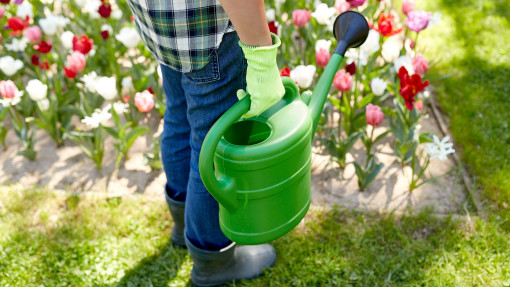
[419,0,510,218]
[1,187,510,286]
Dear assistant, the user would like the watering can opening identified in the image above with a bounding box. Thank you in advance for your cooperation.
[223,119,272,146]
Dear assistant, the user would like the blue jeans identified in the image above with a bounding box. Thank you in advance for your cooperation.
[160,32,247,251]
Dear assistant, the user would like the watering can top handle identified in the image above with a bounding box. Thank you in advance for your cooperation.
[198,77,299,212]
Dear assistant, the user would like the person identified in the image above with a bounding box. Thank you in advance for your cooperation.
[125,0,285,285]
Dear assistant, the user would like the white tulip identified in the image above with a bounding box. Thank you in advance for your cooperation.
[54,15,71,27]
[81,109,112,128]
[6,37,29,52]
[81,72,98,93]
[345,30,380,66]
[16,1,34,19]
[84,0,102,19]
[394,55,414,74]
[37,98,50,111]
[61,31,75,50]
[26,80,48,101]
[290,65,316,89]
[112,9,123,20]
[104,101,129,115]
[0,56,24,76]
[315,39,332,53]
[370,78,387,96]
[311,3,336,25]
[266,9,276,22]
[116,27,141,48]
[39,17,58,35]
[94,77,118,100]
[425,135,455,161]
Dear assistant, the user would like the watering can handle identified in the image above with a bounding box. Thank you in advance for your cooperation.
[198,78,300,212]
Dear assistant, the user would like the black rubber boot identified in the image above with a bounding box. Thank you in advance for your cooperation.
[186,236,277,287]
[165,192,186,247]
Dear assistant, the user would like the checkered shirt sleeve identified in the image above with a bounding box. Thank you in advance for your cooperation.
[126,0,234,73]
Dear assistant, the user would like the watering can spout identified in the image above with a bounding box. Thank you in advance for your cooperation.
[309,11,369,138]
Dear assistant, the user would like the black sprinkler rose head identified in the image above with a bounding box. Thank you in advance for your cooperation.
[332,11,370,56]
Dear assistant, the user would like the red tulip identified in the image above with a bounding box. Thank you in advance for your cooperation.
[0,0,10,4]
[280,67,291,77]
[398,66,429,110]
[64,66,77,79]
[345,62,356,75]
[374,13,402,37]
[31,54,40,66]
[101,30,109,40]
[39,61,50,70]
[98,3,112,18]
[34,41,52,54]
[72,35,94,55]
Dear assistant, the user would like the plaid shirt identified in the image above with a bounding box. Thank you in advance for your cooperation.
[126,0,234,73]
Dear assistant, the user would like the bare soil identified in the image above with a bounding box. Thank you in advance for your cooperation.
[0,106,466,214]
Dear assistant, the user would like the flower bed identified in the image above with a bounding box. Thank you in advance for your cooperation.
[0,0,454,193]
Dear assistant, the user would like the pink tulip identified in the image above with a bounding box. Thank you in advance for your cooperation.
[292,10,311,27]
[0,80,19,99]
[66,51,86,74]
[134,90,154,113]
[412,53,428,75]
[406,10,431,33]
[24,26,42,43]
[0,7,5,19]
[415,100,423,111]
[348,0,366,8]
[333,70,352,92]
[366,104,384,126]
[316,49,330,67]
[402,0,415,15]
[334,0,351,13]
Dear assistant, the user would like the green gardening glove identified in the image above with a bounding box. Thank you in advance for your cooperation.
[237,33,285,118]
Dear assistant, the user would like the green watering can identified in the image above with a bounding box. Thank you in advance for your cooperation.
[199,11,369,245]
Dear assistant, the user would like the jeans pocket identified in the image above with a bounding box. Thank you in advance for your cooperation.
[183,50,221,83]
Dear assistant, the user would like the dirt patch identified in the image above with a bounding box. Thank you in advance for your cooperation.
[0,106,467,214]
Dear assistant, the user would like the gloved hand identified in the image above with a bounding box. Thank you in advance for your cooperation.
[237,33,285,118]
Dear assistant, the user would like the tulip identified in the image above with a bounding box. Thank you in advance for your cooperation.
[0,56,24,76]
[0,80,18,99]
[315,49,330,67]
[366,104,384,126]
[0,7,5,19]
[135,90,155,113]
[61,31,74,49]
[292,10,311,27]
[290,65,316,89]
[94,76,117,100]
[333,70,352,92]
[370,78,387,96]
[67,51,86,74]
[34,40,52,54]
[334,0,351,14]
[98,3,112,18]
[345,62,356,75]
[73,35,94,55]
[280,67,291,77]
[39,16,58,35]
[406,11,431,33]
[23,26,42,43]
[394,55,414,74]
[26,79,48,101]
[37,98,50,111]
[115,27,141,48]
[16,1,33,19]
[347,0,366,8]
[415,100,423,111]
[312,4,336,25]
[402,0,415,15]
[412,53,429,75]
